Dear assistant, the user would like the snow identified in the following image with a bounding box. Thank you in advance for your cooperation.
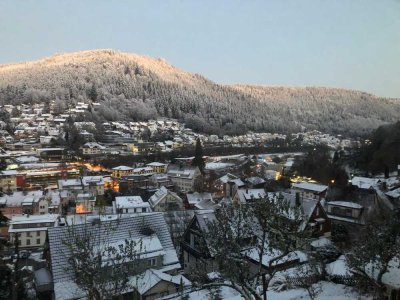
[205,162,235,170]
[244,247,307,267]
[326,255,351,276]
[115,195,149,209]
[326,201,362,209]
[167,286,243,300]
[130,268,191,295]
[311,237,332,248]
[366,258,400,288]
[112,165,133,171]
[9,213,59,225]
[268,281,372,300]
[292,182,328,193]
[351,176,380,190]
[386,188,400,199]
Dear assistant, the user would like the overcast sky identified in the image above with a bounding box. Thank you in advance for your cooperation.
[0,0,399,97]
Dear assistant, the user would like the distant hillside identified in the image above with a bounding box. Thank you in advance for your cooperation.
[0,49,399,136]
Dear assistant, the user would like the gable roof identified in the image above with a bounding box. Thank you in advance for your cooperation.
[48,213,179,286]
[292,182,328,193]
[131,268,191,295]
[351,176,380,190]
[186,192,213,206]
[236,188,266,203]
[148,186,182,208]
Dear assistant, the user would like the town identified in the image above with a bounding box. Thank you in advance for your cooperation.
[0,101,399,299]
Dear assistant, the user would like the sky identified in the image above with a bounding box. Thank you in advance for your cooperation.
[0,0,399,97]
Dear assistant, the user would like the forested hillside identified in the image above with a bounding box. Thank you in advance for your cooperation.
[0,49,399,136]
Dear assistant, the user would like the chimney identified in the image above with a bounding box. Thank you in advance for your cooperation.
[295,192,301,207]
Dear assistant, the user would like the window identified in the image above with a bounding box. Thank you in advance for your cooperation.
[148,258,156,266]
[26,239,30,246]
[36,238,41,245]
[36,231,40,236]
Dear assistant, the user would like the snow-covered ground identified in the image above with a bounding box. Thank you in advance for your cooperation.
[168,281,371,300]
[268,281,371,300]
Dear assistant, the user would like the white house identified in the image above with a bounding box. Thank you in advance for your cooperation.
[114,196,152,214]
[9,214,59,248]
[148,186,184,211]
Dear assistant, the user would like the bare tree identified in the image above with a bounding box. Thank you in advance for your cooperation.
[193,195,313,300]
[62,219,145,299]
[346,212,400,298]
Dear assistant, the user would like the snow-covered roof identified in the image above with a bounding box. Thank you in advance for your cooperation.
[292,182,328,193]
[112,165,134,171]
[15,155,39,163]
[48,213,180,289]
[217,173,239,184]
[115,196,150,209]
[0,170,17,176]
[327,201,363,209]
[131,268,191,295]
[386,188,400,199]
[82,142,106,149]
[186,192,213,205]
[205,162,235,170]
[246,176,266,185]
[148,187,182,208]
[10,213,58,224]
[146,162,167,167]
[0,190,43,207]
[351,176,380,190]
[236,188,266,203]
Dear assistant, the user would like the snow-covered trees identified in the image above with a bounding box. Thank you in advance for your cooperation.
[61,220,145,300]
[346,212,400,298]
[196,196,313,300]
[0,49,399,136]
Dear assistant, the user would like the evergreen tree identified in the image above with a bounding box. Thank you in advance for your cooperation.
[0,158,7,171]
[88,83,98,102]
[192,137,205,173]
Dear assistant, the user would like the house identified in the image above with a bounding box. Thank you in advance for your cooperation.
[291,182,328,200]
[114,195,152,214]
[46,213,189,300]
[148,186,184,211]
[80,142,105,155]
[146,162,168,174]
[112,165,134,178]
[180,210,307,278]
[351,176,381,191]
[167,165,201,193]
[0,170,17,192]
[57,176,105,196]
[326,201,364,225]
[75,193,96,214]
[119,174,152,193]
[181,210,218,273]
[150,173,172,188]
[9,214,59,248]
[245,176,266,188]
[279,192,331,237]
[233,188,267,204]
[222,178,245,199]
[132,166,154,176]
[0,190,44,218]
[186,192,215,210]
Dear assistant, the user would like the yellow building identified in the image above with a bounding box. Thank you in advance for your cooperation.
[146,162,168,174]
[111,166,134,178]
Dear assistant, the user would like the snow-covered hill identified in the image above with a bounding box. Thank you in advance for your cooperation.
[1,49,399,136]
